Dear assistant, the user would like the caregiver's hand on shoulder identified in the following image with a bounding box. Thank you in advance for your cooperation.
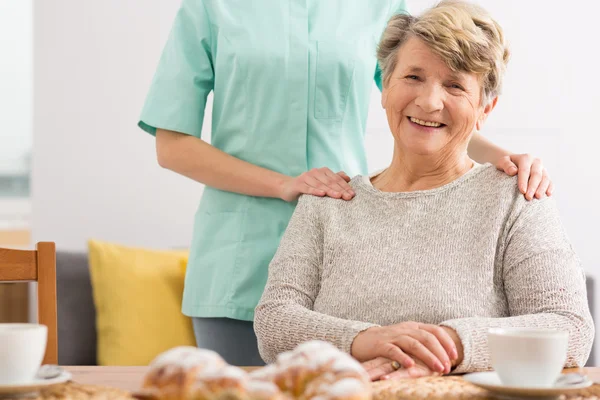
[350,322,458,375]
[280,168,355,202]
[495,153,553,200]
[362,357,439,381]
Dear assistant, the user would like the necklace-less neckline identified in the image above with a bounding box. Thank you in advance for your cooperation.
[355,162,491,199]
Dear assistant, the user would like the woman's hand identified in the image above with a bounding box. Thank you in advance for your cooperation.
[351,322,458,374]
[360,326,464,381]
[280,168,355,202]
[495,154,553,200]
[362,357,438,381]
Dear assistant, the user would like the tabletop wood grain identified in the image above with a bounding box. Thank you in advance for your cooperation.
[63,366,599,393]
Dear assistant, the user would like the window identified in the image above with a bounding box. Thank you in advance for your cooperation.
[0,0,32,235]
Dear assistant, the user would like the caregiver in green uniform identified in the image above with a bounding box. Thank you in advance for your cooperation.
[138,0,553,366]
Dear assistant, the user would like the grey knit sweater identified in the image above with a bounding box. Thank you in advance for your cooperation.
[254,163,594,373]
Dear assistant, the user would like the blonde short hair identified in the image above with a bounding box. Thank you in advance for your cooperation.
[377,0,510,104]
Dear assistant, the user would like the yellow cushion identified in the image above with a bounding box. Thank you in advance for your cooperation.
[180,257,188,275]
[88,239,195,365]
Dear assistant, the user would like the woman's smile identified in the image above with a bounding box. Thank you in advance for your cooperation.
[406,116,447,133]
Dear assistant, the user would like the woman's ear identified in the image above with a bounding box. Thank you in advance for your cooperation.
[476,96,498,131]
[381,86,388,109]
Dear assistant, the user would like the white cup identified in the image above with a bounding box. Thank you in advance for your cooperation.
[0,323,48,385]
[488,328,569,388]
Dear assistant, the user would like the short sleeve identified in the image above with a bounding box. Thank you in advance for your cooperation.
[374,0,409,92]
[138,0,214,138]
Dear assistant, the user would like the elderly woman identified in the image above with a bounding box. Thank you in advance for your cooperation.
[253,0,594,379]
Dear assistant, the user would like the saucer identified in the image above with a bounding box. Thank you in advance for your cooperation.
[463,371,593,399]
[0,371,71,397]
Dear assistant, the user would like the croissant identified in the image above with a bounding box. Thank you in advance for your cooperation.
[250,341,372,400]
[138,347,287,400]
[137,341,371,400]
[189,365,248,400]
[138,346,227,400]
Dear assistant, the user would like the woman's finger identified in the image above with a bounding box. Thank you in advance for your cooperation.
[419,324,458,365]
[535,173,550,199]
[362,358,398,381]
[382,343,415,369]
[524,159,543,201]
[337,171,352,182]
[547,180,554,196]
[330,170,354,194]
[496,156,518,176]
[404,330,449,373]
[382,364,438,380]
[361,357,390,370]
[315,172,349,199]
[511,154,532,194]
[304,174,341,199]
[302,183,326,197]
[321,169,355,200]
[394,335,445,373]
[380,368,413,380]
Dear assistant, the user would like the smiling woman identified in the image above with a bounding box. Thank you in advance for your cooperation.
[374,34,497,184]
[254,0,594,380]
[375,1,508,179]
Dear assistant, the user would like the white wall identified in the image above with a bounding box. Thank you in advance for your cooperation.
[33,1,600,359]
[33,1,202,250]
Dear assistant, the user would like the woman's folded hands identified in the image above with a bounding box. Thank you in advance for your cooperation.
[361,356,435,380]
[351,321,464,380]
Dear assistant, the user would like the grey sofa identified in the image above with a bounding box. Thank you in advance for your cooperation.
[56,251,97,365]
[55,250,597,366]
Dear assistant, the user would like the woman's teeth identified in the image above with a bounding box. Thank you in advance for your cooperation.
[409,117,442,127]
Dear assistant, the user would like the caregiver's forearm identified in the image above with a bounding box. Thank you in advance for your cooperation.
[156,128,290,199]
[468,133,510,164]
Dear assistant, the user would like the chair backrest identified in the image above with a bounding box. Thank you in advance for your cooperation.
[0,242,57,364]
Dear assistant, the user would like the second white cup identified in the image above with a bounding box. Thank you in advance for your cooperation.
[488,328,569,388]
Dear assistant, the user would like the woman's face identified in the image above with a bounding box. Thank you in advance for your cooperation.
[382,36,497,158]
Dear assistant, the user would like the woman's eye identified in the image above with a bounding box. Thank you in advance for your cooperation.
[449,83,464,90]
[405,75,420,81]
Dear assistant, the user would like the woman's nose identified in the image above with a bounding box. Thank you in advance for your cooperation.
[415,84,444,113]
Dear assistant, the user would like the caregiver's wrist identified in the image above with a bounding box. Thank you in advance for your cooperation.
[275,174,295,202]
[469,132,509,165]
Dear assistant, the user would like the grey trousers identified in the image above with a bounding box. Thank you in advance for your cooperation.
[192,317,266,367]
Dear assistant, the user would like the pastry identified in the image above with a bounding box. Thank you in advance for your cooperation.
[137,341,370,400]
[250,341,372,400]
[137,346,227,400]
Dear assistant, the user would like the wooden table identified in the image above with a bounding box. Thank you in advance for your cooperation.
[64,366,600,393]
[64,366,149,393]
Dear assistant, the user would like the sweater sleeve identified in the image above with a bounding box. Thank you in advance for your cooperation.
[254,195,378,363]
[441,197,594,373]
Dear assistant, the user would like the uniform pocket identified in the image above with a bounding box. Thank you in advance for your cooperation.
[314,41,357,120]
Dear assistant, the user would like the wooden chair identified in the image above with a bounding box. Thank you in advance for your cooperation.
[0,242,57,364]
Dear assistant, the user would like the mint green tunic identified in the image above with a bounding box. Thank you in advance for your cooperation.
[138,0,408,320]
